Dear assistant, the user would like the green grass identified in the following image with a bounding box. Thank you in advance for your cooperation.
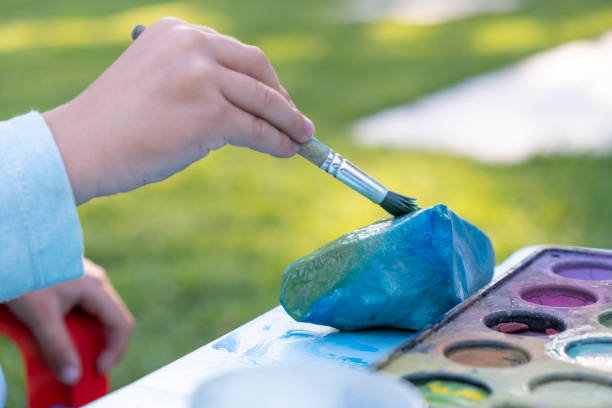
[2,0,612,406]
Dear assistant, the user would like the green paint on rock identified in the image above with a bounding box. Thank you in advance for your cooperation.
[279,204,494,331]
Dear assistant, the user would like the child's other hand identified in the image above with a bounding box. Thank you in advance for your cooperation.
[7,258,134,385]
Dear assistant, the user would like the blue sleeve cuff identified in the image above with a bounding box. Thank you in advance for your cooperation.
[0,111,84,302]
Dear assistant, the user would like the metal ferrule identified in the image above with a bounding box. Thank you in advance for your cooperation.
[320,150,388,204]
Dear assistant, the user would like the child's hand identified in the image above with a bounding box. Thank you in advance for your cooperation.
[43,17,314,204]
[7,259,134,385]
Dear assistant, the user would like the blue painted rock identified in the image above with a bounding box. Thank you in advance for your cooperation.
[280,205,494,331]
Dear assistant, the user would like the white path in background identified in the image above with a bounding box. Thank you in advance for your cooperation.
[353,32,612,163]
[341,0,520,25]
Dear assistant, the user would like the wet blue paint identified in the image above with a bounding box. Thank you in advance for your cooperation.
[566,340,612,370]
[277,327,413,367]
[245,341,272,357]
[203,308,415,372]
[212,333,239,352]
[567,342,612,358]
[337,356,369,366]
[280,329,318,339]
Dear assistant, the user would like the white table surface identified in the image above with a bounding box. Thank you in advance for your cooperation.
[86,246,542,407]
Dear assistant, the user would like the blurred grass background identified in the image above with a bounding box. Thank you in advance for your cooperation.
[2,0,612,406]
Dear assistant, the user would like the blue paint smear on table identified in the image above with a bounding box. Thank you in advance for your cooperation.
[208,307,415,369]
[245,341,272,358]
[212,333,239,352]
[280,329,319,339]
[278,328,414,367]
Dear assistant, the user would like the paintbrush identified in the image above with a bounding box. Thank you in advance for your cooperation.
[131,25,419,216]
[297,137,418,216]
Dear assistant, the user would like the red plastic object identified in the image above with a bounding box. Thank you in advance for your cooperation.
[0,304,109,407]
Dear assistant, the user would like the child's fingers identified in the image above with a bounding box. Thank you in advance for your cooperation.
[205,33,291,102]
[222,104,299,158]
[16,302,82,385]
[78,284,134,373]
[219,68,312,145]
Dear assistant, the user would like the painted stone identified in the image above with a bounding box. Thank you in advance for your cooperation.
[280,205,494,331]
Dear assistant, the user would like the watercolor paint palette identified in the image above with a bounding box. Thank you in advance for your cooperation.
[374,247,612,408]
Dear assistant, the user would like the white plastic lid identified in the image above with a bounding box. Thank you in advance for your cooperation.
[191,364,426,408]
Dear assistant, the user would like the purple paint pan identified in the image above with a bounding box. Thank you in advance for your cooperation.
[553,262,612,281]
[374,247,612,408]
[521,284,597,307]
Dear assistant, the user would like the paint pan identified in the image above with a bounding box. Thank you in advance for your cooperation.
[546,334,612,374]
[483,310,565,336]
[567,340,612,371]
[520,285,597,307]
[599,311,612,328]
[408,374,490,407]
[444,341,529,368]
[552,261,612,281]
[530,374,612,408]
[373,247,612,407]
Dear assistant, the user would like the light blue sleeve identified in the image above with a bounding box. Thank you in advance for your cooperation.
[0,111,84,302]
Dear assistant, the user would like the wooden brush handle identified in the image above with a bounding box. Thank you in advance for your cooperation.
[298,137,331,167]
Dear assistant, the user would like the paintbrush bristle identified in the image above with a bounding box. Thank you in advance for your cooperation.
[380,191,419,217]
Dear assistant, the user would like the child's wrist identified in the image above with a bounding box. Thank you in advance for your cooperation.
[43,103,101,205]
